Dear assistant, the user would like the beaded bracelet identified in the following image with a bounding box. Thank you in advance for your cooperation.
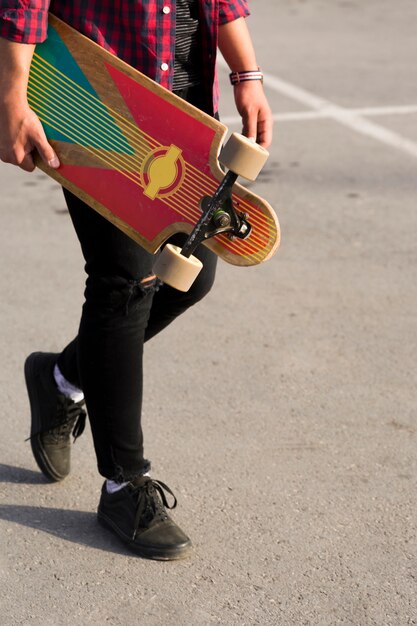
[229,68,264,86]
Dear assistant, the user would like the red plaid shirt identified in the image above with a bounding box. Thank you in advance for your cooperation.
[0,0,250,112]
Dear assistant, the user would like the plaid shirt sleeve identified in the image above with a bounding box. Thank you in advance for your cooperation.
[218,0,250,25]
[0,1,50,43]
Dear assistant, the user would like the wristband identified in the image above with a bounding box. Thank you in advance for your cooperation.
[229,68,264,86]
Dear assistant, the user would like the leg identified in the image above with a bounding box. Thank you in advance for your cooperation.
[57,202,217,475]
[59,192,194,559]
[60,188,155,481]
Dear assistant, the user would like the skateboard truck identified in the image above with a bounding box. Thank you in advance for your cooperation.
[154,133,269,292]
[179,170,252,260]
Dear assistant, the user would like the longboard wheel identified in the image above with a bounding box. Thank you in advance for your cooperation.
[219,132,269,181]
[154,244,203,292]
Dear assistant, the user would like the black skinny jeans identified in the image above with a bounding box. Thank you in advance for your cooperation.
[56,86,217,481]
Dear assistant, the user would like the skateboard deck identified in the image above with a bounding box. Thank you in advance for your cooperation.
[28,15,280,268]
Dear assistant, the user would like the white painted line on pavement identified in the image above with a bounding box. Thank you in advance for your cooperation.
[261,74,417,162]
[354,104,417,117]
[222,104,417,125]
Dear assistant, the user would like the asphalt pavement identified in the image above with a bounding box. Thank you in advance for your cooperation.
[0,1,416,624]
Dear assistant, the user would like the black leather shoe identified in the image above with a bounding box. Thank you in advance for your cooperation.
[97,476,192,560]
[25,352,86,481]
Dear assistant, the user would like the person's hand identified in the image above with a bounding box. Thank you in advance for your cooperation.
[0,96,59,172]
[233,80,273,149]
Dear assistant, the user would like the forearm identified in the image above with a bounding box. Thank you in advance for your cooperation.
[0,37,34,101]
[218,17,258,72]
[217,17,272,148]
[0,36,58,171]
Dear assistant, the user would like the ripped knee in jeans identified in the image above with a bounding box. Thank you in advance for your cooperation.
[124,274,162,315]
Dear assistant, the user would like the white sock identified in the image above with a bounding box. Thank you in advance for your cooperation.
[106,480,129,493]
[53,364,84,403]
[106,473,150,494]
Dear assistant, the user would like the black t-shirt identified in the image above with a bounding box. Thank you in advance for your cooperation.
[173,0,202,90]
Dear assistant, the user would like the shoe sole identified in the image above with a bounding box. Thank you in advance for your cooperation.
[25,352,65,482]
[97,510,192,561]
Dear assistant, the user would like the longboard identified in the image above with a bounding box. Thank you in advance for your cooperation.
[28,15,280,286]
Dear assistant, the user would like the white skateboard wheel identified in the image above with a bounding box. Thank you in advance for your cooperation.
[154,244,203,292]
[219,132,269,181]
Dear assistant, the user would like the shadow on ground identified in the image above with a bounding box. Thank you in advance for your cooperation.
[0,463,48,485]
[0,464,132,556]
